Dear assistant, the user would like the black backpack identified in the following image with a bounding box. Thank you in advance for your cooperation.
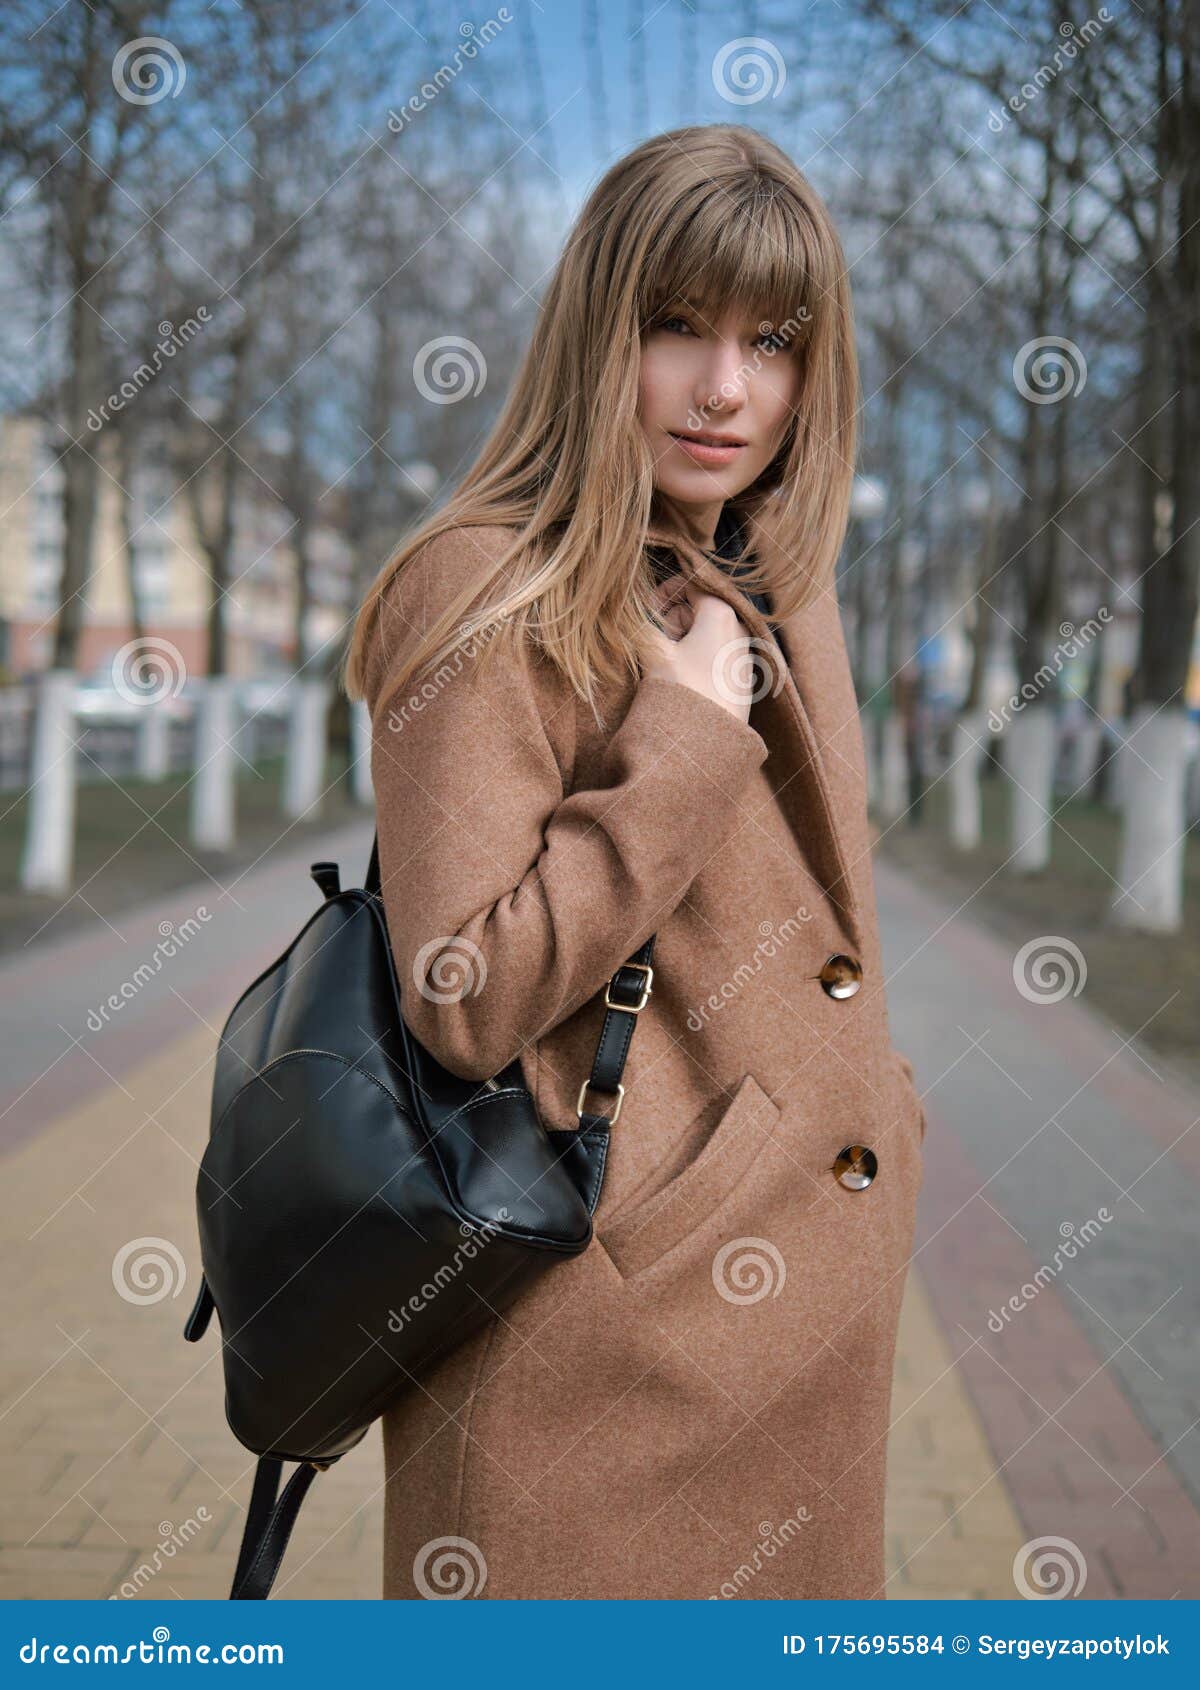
[183,834,654,1598]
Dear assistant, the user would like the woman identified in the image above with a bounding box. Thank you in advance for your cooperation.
[343,124,926,1601]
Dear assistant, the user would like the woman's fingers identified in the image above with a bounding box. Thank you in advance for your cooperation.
[651,574,694,640]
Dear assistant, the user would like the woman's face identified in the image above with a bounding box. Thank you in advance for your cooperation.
[637,299,802,543]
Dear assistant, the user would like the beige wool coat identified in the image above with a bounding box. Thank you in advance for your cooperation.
[361,520,926,1601]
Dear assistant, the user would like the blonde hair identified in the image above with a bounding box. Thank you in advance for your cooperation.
[342,123,859,721]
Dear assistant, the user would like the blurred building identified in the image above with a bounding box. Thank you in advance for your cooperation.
[0,413,353,683]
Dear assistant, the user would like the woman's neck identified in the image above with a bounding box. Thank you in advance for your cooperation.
[654,494,726,553]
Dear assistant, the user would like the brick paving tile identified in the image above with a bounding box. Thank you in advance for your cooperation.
[884,1267,1025,1598]
[1,1024,384,1601]
[2,987,1012,1602]
[9,842,1190,1605]
[912,1111,1200,1598]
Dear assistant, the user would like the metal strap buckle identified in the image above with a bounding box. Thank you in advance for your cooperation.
[576,1077,625,1124]
[604,961,653,1013]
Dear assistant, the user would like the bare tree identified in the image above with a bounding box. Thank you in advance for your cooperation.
[1,0,187,890]
[854,0,1198,927]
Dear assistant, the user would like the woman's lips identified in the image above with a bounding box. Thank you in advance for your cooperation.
[668,431,747,466]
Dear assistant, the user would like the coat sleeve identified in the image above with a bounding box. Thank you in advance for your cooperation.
[366,527,770,1080]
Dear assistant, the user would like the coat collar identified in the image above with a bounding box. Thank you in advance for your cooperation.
[679,538,862,941]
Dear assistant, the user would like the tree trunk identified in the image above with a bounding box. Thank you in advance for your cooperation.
[19,671,78,894]
[953,474,999,851]
[190,676,238,851]
[1006,707,1057,874]
[1111,5,1199,932]
[949,712,988,851]
[1111,706,1190,931]
[283,678,329,819]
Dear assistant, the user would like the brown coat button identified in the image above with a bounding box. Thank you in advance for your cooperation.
[820,954,862,998]
[833,1145,877,1189]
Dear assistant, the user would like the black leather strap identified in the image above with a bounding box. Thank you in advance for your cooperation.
[230,1456,321,1600]
[576,936,655,1129]
[310,861,342,900]
[183,1276,214,1341]
[219,840,653,1601]
[364,832,653,1130]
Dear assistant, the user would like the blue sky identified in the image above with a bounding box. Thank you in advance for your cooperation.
[407,0,816,214]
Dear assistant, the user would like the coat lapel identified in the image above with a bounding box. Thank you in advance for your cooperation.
[684,548,862,939]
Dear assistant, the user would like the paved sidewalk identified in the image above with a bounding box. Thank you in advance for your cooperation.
[0,822,383,1600]
[1,827,1196,1599]
[877,856,1200,1599]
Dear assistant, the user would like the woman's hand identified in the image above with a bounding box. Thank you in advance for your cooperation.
[644,578,755,726]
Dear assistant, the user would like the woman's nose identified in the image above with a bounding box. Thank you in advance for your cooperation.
[694,344,750,413]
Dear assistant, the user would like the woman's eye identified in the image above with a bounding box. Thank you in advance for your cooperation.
[651,316,789,351]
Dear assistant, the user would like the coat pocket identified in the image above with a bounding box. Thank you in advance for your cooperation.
[596,1073,783,1281]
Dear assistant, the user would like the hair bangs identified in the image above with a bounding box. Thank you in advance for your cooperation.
[639,185,818,349]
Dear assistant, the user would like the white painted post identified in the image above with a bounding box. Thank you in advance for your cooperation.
[190,675,237,850]
[19,669,78,894]
[1110,705,1188,932]
[350,697,374,804]
[283,678,329,820]
[949,710,988,851]
[135,706,171,782]
[1007,707,1057,873]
